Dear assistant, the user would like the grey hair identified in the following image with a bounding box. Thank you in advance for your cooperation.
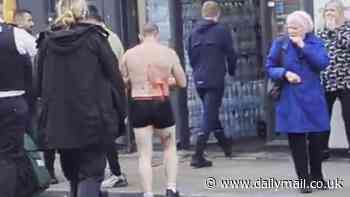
[324,0,345,17]
[286,11,314,33]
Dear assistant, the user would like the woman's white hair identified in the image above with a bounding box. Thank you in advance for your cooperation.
[287,11,314,33]
[325,0,345,14]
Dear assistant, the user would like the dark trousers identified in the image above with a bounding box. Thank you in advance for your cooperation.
[197,88,224,134]
[0,96,32,197]
[0,159,17,197]
[105,142,122,176]
[44,149,56,177]
[194,88,229,157]
[288,133,325,182]
[324,90,350,150]
[59,145,106,197]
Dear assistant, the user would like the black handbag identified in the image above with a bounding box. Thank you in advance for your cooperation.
[268,80,283,100]
[268,36,289,101]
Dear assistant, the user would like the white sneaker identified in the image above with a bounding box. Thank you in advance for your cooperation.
[101,174,128,188]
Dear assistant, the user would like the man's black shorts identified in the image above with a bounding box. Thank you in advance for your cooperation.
[130,99,175,129]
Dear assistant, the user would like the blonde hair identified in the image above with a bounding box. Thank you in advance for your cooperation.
[286,11,314,33]
[55,0,88,27]
[323,0,345,19]
[201,1,221,18]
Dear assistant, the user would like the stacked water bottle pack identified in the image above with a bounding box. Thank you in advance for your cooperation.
[183,0,266,138]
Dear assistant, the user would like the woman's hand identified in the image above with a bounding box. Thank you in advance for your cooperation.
[289,36,305,48]
[168,77,176,86]
[325,16,337,30]
[285,71,302,84]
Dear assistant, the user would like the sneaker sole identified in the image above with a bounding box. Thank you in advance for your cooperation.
[190,163,213,168]
[113,182,128,188]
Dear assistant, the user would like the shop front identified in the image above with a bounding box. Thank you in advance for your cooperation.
[140,0,316,145]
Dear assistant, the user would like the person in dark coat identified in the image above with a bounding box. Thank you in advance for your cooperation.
[36,0,126,197]
[14,8,60,185]
[85,5,128,188]
[266,11,330,194]
[187,1,237,168]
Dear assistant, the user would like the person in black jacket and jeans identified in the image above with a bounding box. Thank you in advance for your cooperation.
[37,0,126,197]
[188,1,237,168]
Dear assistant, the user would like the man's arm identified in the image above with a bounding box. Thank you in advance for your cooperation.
[222,27,237,76]
[171,50,187,88]
[14,27,37,58]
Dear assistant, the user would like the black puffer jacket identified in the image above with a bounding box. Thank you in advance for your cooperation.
[37,23,126,149]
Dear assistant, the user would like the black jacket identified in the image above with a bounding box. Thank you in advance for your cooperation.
[188,19,237,89]
[37,23,126,149]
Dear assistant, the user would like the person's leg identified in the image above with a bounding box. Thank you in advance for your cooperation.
[0,96,29,197]
[308,132,325,182]
[287,133,310,182]
[59,149,79,197]
[102,142,128,188]
[288,133,312,193]
[205,88,224,132]
[44,149,58,184]
[106,143,122,176]
[339,90,350,151]
[134,126,154,196]
[191,88,212,167]
[0,159,16,197]
[204,88,232,156]
[155,126,178,194]
[77,145,106,197]
[323,91,337,158]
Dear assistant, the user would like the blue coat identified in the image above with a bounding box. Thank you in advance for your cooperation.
[266,33,330,133]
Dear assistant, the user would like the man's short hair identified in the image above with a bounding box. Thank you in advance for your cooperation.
[201,1,221,18]
[141,23,159,37]
[14,9,32,19]
[87,5,103,22]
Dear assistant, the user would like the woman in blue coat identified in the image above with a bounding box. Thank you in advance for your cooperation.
[266,11,330,193]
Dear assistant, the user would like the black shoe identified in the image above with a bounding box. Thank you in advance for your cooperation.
[299,186,313,194]
[177,142,191,151]
[166,189,180,197]
[50,176,59,184]
[224,146,233,158]
[190,155,213,168]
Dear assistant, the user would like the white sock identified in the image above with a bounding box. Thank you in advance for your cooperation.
[143,192,154,197]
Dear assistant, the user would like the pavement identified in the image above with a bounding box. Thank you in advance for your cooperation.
[39,139,350,197]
